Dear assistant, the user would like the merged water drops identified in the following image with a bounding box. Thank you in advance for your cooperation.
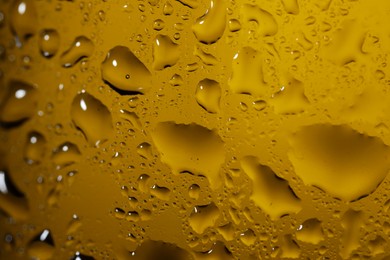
[2,0,390,258]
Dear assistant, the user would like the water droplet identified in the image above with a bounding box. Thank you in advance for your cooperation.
[228,19,241,32]
[188,184,200,199]
[169,74,183,87]
[101,46,151,94]
[114,207,126,219]
[0,170,29,220]
[10,0,38,40]
[39,29,60,58]
[295,218,324,244]
[0,80,38,126]
[153,19,165,31]
[229,47,267,97]
[241,156,302,220]
[163,1,173,15]
[252,100,266,111]
[188,203,220,233]
[195,78,221,113]
[240,229,256,246]
[152,122,225,189]
[289,124,390,201]
[61,36,94,67]
[71,92,113,146]
[27,229,55,260]
[52,142,81,169]
[150,184,170,200]
[270,75,309,114]
[281,0,299,14]
[241,4,278,37]
[24,131,46,164]
[153,34,180,70]
[137,142,153,160]
[192,0,226,44]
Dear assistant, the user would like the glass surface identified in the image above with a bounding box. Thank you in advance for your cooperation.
[1,0,390,259]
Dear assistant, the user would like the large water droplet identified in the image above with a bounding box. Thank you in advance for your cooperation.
[192,0,226,44]
[240,156,302,220]
[71,92,113,146]
[101,46,151,94]
[152,122,225,189]
[289,124,390,201]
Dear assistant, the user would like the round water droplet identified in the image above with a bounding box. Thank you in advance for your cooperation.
[153,19,165,31]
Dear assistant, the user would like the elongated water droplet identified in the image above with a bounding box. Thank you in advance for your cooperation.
[61,36,94,67]
[192,0,226,44]
[10,0,38,40]
[71,92,113,146]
